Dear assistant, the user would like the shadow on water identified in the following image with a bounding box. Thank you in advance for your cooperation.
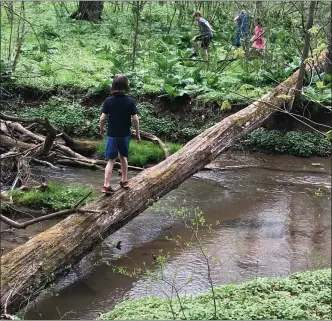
[23,152,331,320]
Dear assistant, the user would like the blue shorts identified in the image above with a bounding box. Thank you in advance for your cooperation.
[104,136,130,160]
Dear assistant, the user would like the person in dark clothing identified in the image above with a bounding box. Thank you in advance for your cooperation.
[234,10,249,49]
[99,74,141,193]
[191,11,215,60]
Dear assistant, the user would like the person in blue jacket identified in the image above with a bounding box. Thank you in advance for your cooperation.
[234,10,249,49]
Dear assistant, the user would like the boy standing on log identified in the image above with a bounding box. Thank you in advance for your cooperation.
[191,11,215,60]
[99,74,141,193]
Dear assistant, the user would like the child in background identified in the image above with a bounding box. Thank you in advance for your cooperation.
[191,11,215,60]
[251,19,265,51]
[234,10,249,49]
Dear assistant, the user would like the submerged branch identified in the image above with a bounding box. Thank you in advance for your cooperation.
[0,209,101,229]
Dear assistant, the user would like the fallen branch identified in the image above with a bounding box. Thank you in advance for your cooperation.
[73,191,93,208]
[0,113,48,125]
[56,155,144,171]
[0,209,102,230]
[0,134,35,150]
[57,132,97,155]
[53,143,90,160]
[203,164,330,174]
[56,159,101,170]
[31,158,58,169]
[6,121,45,143]
[1,202,37,219]
[132,130,170,158]
[0,191,95,229]
[0,151,25,160]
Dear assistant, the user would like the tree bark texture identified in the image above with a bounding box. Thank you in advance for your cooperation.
[71,1,104,21]
[0,55,325,314]
[325,2,332,75]
[294,1,317,102]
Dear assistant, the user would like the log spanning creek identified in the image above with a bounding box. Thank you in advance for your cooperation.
[4,151,331,320]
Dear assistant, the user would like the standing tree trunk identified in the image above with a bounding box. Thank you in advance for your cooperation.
[131,1,141,70]
[294,1,317,103]
[70,1,104,22]
[325,2,332,75]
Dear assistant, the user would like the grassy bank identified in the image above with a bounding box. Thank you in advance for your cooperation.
[10,182,96,211]
[100,269,332,320]
[96,138,182,167]
[242,128,331,157]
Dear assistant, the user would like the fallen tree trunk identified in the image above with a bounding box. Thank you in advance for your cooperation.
[0,134,35,150]
[0,57,324,314]
[57,134,97,156]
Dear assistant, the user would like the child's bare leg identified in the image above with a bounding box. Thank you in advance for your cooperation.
[194,41,199,55]
[203,48,208,60]
[104,159,115,187]
[119,155,128,182]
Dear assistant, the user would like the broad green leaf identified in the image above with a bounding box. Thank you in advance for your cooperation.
[308,26,319,35]
[221,100,231,111]
[316,81,326,89]
[325,130,332,141]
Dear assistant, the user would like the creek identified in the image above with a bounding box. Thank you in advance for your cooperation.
[15,151,331,320]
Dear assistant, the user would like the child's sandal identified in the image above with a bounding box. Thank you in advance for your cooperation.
[119,180,129,189]
[101,186,115,194]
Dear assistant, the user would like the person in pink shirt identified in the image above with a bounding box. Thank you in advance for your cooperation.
[251,19,265,51]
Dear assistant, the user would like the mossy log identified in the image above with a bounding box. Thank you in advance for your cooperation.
[0,58,324,314]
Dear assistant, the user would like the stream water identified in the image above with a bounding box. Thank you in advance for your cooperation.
[20,151,331,320]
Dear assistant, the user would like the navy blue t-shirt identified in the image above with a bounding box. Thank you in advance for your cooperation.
[102,95,138,137]
[199,17,213,37]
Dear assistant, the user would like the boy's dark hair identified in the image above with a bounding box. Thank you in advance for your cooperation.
[193,11,202,18]
[256,19,263,27]
[111,74,129,94]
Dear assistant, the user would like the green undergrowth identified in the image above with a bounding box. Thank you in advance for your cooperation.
[243,128,331,157]
[16,98,217,142]
[99,269,332,320]
[2,2,330,106]
[96,139,183,167]
[10,182,96,211]
[19,97,100,137]
[137,102,219,142]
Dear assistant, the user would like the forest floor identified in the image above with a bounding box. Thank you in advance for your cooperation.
[1,3,331,158]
